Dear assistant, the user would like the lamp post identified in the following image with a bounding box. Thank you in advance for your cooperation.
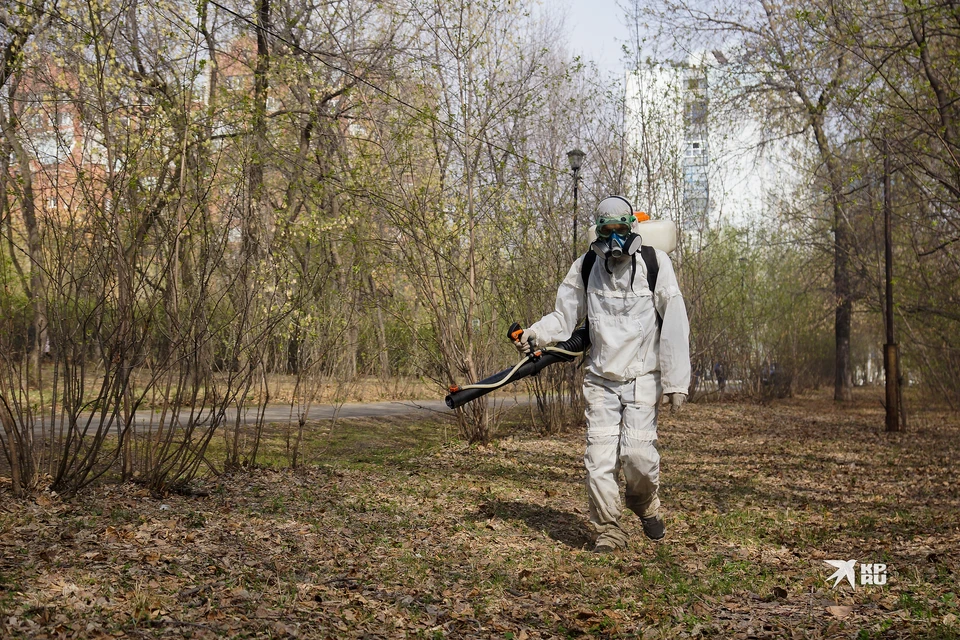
[567,148,585,259]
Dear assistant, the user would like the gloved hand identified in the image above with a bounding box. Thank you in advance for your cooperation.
[665,392,686,413]
[513,328,537,356]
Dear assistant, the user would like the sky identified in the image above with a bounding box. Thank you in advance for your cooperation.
[561,0,633,75]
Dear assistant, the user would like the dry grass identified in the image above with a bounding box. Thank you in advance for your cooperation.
[4,368,440,409]
[262,375,441,405]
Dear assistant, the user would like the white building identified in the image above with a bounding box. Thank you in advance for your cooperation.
[625,51,808,233]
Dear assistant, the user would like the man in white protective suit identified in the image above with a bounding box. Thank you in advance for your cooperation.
[514,196,691,552]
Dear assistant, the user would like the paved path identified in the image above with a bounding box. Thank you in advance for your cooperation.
[251,395,528,421]
[261,398,452,421]
[29,395,530,432]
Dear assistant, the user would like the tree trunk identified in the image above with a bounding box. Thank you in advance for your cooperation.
[1,398,23,496]
[809,113,853,402]
[244,0,270,266]
[328,196,358,380]
[368,274,390,379]
[834,240,853,402]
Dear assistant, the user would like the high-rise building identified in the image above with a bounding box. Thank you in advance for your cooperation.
[626,50,808,233]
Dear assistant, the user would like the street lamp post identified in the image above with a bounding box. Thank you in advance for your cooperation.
[567,148,585,260]
[565,148,587,416]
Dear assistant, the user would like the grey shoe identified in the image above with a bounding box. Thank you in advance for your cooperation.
[593,540,618,554]
[641,514,665,540]
[593,533,627,553]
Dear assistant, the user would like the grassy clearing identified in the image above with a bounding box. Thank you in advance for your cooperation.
[1,388,958,638]
[207,413,454,471]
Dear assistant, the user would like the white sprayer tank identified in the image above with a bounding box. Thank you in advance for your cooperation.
[634,219,677,254]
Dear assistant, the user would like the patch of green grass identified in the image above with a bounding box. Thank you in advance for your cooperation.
[898,593,931,619]
[264,496,286,514]
[587,615,618,633]
[911,628,960,640]
[0,571,16,614]
[108,507,137,524]
[183,510,206,528]
[313,417,451,469]
[855,513,879,533]
[706,554,726,568]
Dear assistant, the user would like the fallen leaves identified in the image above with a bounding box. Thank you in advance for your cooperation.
[826,605,854,618]
[1,390,958,638]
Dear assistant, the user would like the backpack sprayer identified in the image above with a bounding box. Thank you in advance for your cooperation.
[444,323,589,409]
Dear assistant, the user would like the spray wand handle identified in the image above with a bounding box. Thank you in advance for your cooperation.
[508,322,524,344]
[509,321,540,359]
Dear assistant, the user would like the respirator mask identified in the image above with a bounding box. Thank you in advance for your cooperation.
[590,215,642,261]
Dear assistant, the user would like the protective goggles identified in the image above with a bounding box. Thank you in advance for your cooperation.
[595,214,634,238]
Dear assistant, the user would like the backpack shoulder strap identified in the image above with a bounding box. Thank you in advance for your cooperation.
[640,245,662,328]
[640,245,659,293]
[580,250,597,290]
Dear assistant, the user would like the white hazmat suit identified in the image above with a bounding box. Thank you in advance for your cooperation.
[525,207,690,550]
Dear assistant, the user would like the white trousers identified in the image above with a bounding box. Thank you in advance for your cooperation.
[583,371,661,545]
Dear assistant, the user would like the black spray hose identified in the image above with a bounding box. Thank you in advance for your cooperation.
[445,326,590,410]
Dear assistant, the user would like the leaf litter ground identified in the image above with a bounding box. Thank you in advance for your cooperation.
[1,389,958,639]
